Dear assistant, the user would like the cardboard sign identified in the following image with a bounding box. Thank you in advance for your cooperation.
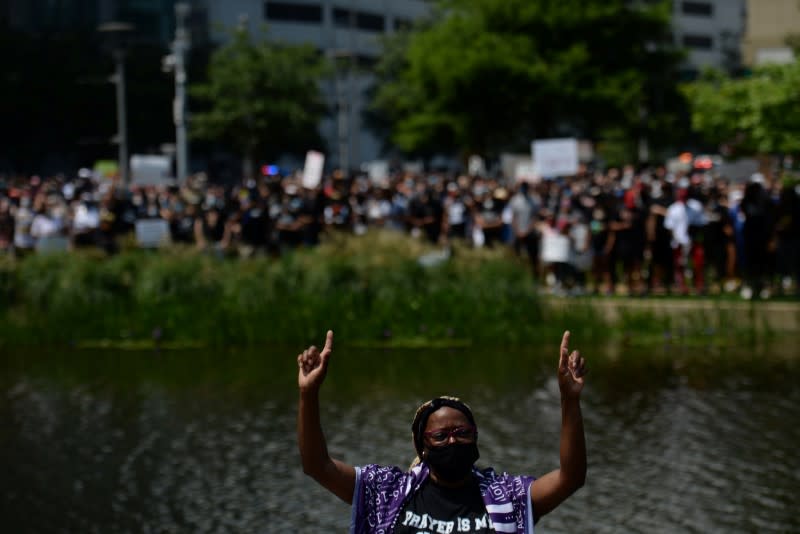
[468,155,486,177]
[135,219,171,248]
[403,160,424,174]
[302,150,325,189]
[541,228,570,263]
[514,162,540,184]
[35,236,70,254]
[362,160,389,184]
[131,155,173,186]
[532,138,579,178]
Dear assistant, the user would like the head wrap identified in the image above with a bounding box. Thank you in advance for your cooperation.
[410,396,477,459]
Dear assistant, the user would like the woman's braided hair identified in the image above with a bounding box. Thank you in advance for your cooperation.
[409,396,477,469]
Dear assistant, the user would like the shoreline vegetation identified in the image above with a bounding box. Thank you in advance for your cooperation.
[0,231,795,349]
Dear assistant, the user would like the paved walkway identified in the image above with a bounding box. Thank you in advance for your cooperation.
[546,297,800,333]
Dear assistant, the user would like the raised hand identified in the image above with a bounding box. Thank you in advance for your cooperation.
[558,330,586,399]
[298,330,334,393]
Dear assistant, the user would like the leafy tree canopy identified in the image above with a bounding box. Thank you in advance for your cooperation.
[370,0,683,158]
[682,60,800,156]
[190,26,330,172]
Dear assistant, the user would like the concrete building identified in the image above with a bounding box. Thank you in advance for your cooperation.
[741,0,800,66]
[205,0,431,170]
[670,0,747,76]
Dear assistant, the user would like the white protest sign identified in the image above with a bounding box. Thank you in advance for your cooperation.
[35,236,70,254]
[514,161,540,184]
[403,160,424,174]
[135,219,171,248]
[468,155,486,176]
[540,228,570,263]
[532,138,579,178]
[302,150,325,189]
[131,155,173,186]
[362,160,389,184]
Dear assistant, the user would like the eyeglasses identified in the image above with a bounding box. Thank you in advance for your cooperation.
[423,425,477,446]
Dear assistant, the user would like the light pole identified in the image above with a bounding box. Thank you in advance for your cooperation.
[329,49,353,172]
[98,21,134,185]
[170,3,191,184]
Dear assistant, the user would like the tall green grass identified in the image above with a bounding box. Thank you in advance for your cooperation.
[0,231,776,348]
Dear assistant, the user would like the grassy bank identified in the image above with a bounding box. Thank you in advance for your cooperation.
[0,231,781,348]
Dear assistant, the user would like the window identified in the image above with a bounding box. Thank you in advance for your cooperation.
[394,17,412,31]
[356,12,384,32]
[681,2,713,17]
[333,7,351,27]
[333,6,385,32]
[355,54,378,70]
[264,1,322,24]
[683,34,713,50]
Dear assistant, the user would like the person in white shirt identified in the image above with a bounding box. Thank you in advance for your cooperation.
[664,186,706,294]
[72,194,101,247]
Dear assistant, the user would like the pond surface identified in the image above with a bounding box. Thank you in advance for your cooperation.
[1,339,798,533]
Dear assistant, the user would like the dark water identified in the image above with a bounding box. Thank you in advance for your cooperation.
[1,340,799,533]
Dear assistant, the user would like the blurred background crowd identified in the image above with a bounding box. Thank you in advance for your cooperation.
[2,163,797,300]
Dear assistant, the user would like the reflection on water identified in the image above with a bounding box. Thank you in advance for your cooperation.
[1,342,799,533]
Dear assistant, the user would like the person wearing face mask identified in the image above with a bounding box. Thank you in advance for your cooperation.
[297,331,587,533]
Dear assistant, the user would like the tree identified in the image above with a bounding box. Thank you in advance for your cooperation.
[682,61,800,156]
[369,0,684,160]
[190,26,330,178]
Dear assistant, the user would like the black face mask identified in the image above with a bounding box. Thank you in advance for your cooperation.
[425,442,479,482]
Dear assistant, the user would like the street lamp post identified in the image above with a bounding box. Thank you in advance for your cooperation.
[98,22,135,185]
[329,49,353,173]
[172,3,191,184]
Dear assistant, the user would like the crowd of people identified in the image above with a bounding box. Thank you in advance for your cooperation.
[0,162,798,299]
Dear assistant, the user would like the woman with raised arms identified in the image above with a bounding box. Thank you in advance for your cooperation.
[297,330,587,533]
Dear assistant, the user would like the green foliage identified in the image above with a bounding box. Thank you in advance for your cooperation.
[682,61,800,155]
[190,26,330,163]
[370,0,684,157]
[0,232,780,348]
[596,126,639,168]
[0,233,546,346]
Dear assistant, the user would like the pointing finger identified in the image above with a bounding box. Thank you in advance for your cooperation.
[559,330,570,366]
[322,330,334,356]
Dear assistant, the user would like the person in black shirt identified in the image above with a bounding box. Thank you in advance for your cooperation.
[297,330,588,532]
[774,182,800,296]
[646,182,674,295]
[740,177,774,297]
[238,196,269,256]
[704,187,735,291]
[300,187,324,246]
[195,205,225,251]
[0,197,14,253]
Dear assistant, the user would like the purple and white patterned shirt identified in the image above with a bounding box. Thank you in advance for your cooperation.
[350,462,536,534]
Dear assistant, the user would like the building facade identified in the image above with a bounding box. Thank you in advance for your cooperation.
[670,0,747,76]
[204,0,431,170]
[741,0,800,66]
